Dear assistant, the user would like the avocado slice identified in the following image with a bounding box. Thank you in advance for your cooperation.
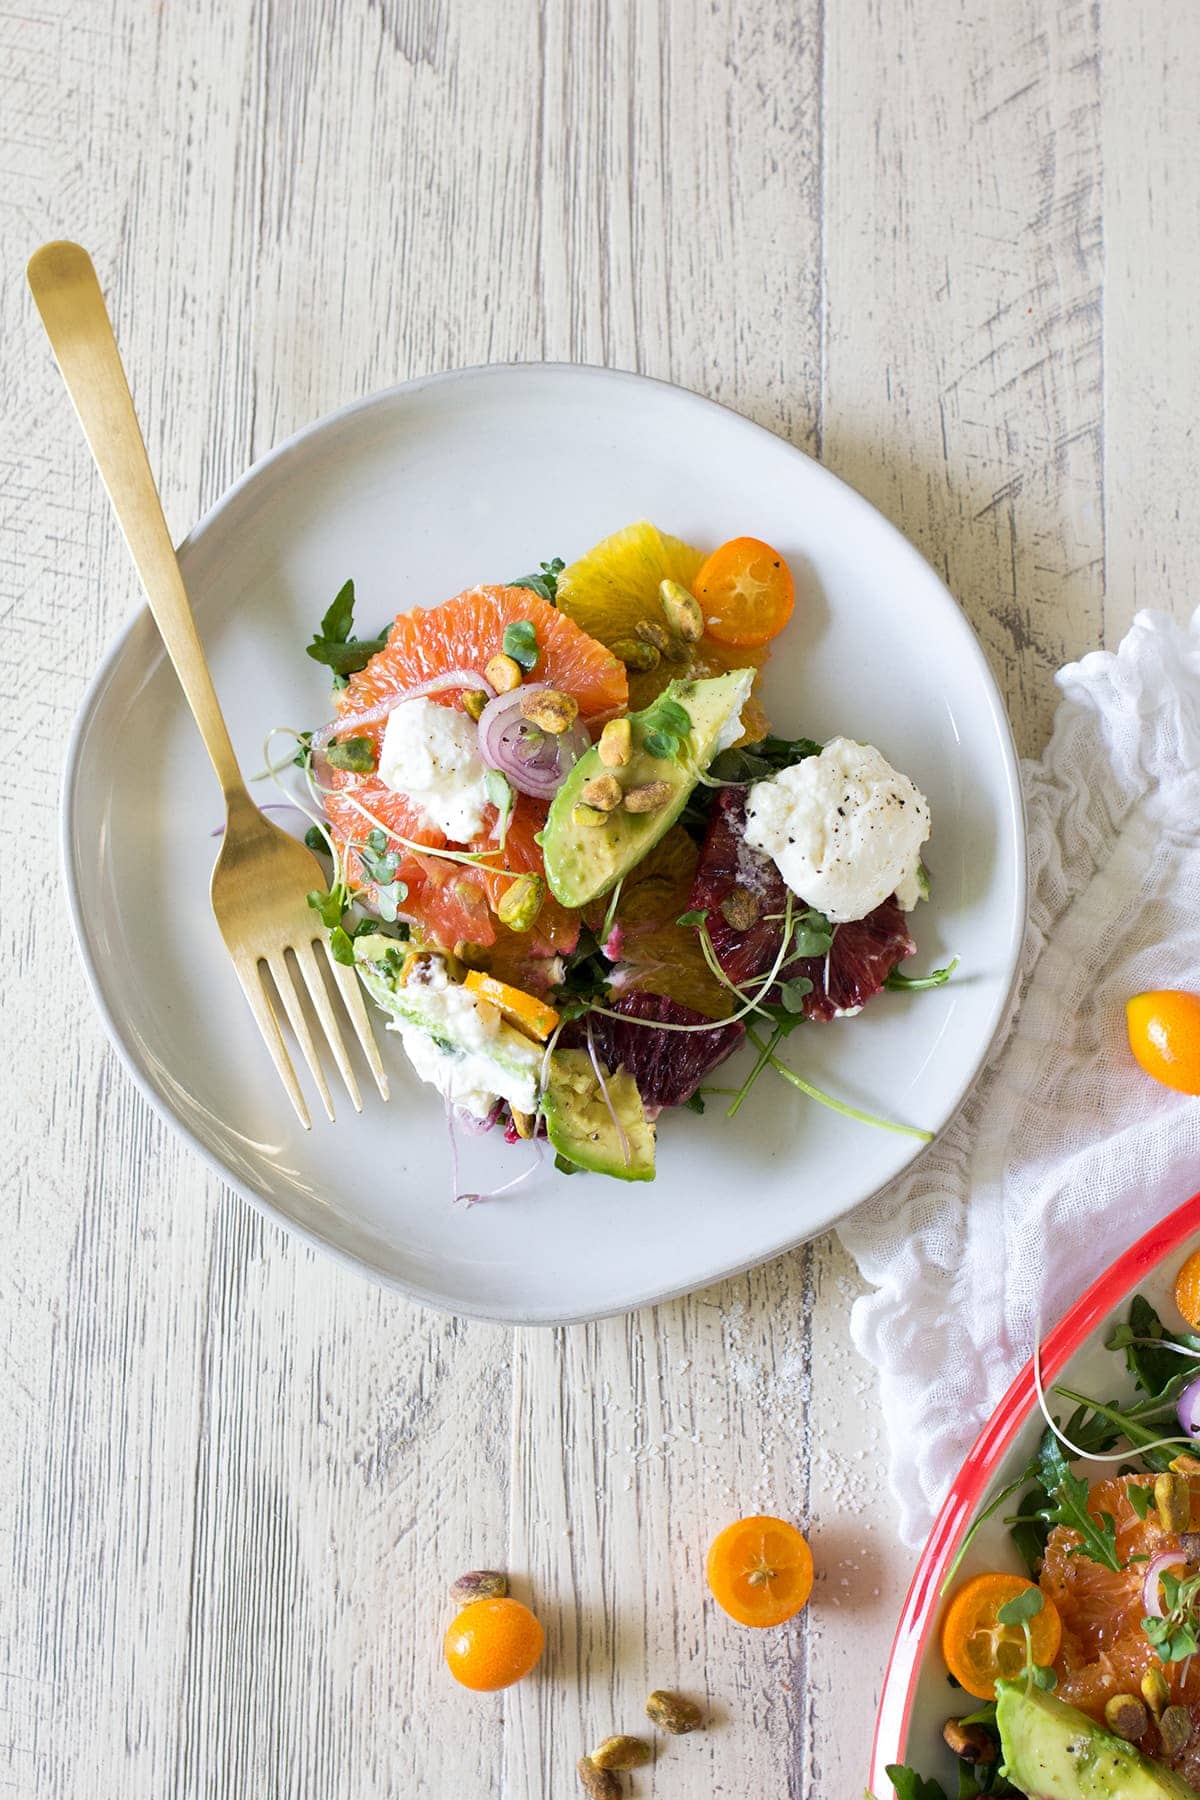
[996,1680,1200,1798]
[542,1048,656,1181]
[541,668,755,907]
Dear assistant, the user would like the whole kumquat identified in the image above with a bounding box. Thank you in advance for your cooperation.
[705,1514,813,1627]
[1175,1248,1200,1329]
[940,1572,1062,1700]
[691,537,795,648]
[444,1596,545,1691]
[1126,989,1200,1096]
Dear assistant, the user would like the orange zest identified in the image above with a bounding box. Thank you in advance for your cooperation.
[463,970,560,1042]
[705,1514,814,1628]
[444,1596,545,1691]
[1176,1248,1200,1328]
[691,537,795,648]
[940,1573,1062,1700]
[1126,990,1200,1096]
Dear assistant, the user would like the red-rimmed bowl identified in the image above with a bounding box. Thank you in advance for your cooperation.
[869,1187,1200,1795]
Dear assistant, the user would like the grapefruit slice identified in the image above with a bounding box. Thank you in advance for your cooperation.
[556,522,771,740]
[322,585,626,953]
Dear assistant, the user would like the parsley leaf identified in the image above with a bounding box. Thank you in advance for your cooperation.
[502,619,539,670]
[510,557,565,604]
[305,579,389,678]
[324,736,378,774]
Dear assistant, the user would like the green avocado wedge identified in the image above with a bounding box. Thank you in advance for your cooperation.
[996,1680,1200,1798]
[542,1048,656,1181]
[540,667,755,908]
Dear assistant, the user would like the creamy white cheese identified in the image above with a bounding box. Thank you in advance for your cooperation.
[377,696,490,840]
[388,958,541,1119]
[743,737,930,923]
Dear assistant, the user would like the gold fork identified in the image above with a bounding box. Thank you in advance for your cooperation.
[28,240,388,1127]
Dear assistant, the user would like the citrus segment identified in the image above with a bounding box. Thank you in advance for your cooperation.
[693,536,795,646]
[595,826,733,1019]
[940,1572,1062,1700]
[463,971,560,1042]
[1177,1250,1200,1329]
[706,1515,813,1627]
[557,522,771,742]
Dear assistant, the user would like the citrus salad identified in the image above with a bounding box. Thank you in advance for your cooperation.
[888,1263,1200,1798]
[272,521,952,1191]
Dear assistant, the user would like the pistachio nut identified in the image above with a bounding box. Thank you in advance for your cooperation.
[496,873,545,933]
[623,780,674,814]
[598,718,632,767]
[589,1735,652,1771]
[484,652,523,693]
[519,687,579,734]
[576,1757,620,1800]
[1104,1694,1148,1742]
[645,1689,703,1735]
[659,578,704,643]
[580,774,624,812]
[611,637,660,671]
[448,1569,508,1605]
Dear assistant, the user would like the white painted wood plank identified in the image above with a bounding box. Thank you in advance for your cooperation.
[823,0,1105,758]
[1101,1,1200,643]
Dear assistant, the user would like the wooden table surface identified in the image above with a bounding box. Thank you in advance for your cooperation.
[6,3,1198,1794]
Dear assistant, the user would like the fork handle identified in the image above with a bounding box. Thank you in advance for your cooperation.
[28,241,248,804]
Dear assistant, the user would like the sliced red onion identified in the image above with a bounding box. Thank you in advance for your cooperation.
[1178,1374,1200,1438]
[476,684,589,799]
[312,669,494,751]
[1144,1549,1189,1617]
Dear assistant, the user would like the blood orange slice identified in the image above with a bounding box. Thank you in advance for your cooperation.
[322,585,626,952]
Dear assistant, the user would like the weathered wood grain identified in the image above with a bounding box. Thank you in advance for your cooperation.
[3,0,1198,1795]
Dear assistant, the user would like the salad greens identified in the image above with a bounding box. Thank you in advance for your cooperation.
[509,556,565,604]
[305,579,390,683]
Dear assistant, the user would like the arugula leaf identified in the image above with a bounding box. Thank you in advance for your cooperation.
[502,619,540,671]
[1126,1482,1153,1520]
[324,736,378,774]
[884,1767,950,1800]
[1114,1294,1200,1399]
[1036,1433,1121,1570]
[886,959,959,992]
[510,557,565,604]
[305,579,389,678]
[707,732,823,784]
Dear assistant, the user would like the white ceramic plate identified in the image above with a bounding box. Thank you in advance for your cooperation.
[62,364,1025,1324]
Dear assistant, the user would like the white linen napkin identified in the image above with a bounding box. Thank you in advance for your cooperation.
[838,608,1200,1546]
